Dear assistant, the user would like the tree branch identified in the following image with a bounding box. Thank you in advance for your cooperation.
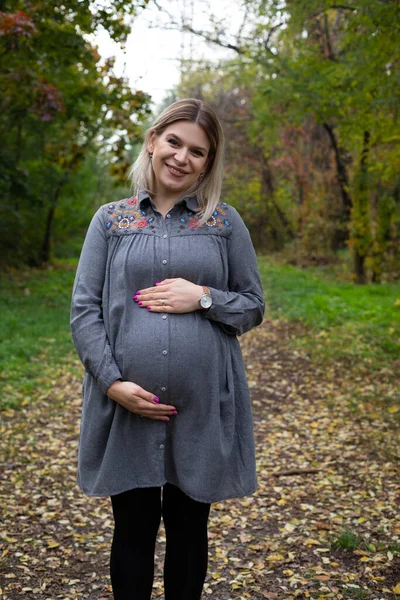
[152,21,246,54]
[150,3,282,63]
[237,5,250,44]
[263,22,284,55]
[323,12,336,61]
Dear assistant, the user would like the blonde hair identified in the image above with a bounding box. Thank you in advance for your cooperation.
[128,98,225,226]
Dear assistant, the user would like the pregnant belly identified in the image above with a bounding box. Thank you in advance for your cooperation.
[115,309,229,408]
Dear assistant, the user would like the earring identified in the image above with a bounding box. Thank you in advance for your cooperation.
[199,173,204,181]
[149,152,153,159]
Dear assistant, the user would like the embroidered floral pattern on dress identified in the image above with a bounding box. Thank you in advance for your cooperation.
[205,204,230,228]
[105,198,231,233]
[105,197,154,232]
[176,203,231,232]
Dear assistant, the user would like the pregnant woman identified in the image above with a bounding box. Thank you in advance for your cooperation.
[70,98,265,600]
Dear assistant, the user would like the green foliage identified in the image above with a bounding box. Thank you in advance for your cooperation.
[2,0,399,282]
[0,265,79,409]
[0,1,151,266]
[257,255,400,367]
[249,1,400,277]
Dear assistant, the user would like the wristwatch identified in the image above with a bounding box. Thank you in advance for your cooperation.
[199,285,212,310]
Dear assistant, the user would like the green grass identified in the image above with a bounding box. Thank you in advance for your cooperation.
[331,529,368,551]
[0,264,80,410]
[257,256,400,368]
[1,256,399,411]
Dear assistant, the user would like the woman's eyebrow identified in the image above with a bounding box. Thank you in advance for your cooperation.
[168,133,208,153]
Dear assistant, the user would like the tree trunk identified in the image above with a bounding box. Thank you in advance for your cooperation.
[354,248,366,284]
[40,205,56,265]
[38,142,90,264]
[323,122,352,250]
[353,130,370,284]
[259,153,293,249]
[39,180,64,264]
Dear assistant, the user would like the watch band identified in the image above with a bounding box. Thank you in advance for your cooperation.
[202,285,211,295]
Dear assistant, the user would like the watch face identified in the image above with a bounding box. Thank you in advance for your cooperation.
[200,294,212,309]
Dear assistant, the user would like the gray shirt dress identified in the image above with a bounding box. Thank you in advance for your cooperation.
[70,189,265,503]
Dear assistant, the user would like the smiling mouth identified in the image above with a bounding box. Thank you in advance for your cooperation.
[166,164,189,177]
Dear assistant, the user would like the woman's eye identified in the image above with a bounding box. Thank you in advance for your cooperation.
[168,138,178,145]
[192,149,204,157]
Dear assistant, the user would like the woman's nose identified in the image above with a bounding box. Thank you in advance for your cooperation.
[174,147,189,163]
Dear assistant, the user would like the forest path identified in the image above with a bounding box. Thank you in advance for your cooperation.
[0,320,399,599]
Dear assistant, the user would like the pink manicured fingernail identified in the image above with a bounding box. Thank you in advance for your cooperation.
[155,282,161,284]
[135,290,141,294]
[133,295,138,300]
[164,417,170,422]
[172,411,178,415]
[153,397,159,403]
[147,306,152,310]
[138,301,143,305]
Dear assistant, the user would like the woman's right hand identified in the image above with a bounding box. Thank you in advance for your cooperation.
[106,381,177,422]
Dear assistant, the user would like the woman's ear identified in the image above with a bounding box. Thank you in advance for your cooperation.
[147,130,156,154]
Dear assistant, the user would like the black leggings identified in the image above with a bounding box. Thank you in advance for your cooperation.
[110,483,211,600]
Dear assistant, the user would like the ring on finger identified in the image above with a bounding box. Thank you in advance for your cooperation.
[161,298,166,306]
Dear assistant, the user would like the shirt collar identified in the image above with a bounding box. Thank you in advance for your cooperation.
[138,189,201,213]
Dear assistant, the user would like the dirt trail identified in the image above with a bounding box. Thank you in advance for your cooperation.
[1,320,399,599]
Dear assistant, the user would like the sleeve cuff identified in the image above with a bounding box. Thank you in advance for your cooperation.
[202,287,228,320]
[96,365,123,396]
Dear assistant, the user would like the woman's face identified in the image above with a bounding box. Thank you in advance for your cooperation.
[148,121,210,199]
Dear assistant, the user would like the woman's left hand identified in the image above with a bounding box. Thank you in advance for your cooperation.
[133,278,204,313]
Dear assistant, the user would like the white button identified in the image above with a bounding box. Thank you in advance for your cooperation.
[162,350,168,355]
[162,315,167,320]
[163,234,167,239]
[160,444,164,449]
[162,259,167,264]
[166,214,171,219]
[161,387,166,392]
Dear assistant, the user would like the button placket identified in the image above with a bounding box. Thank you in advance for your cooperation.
[159,214,171,415]
[161,211,171,266]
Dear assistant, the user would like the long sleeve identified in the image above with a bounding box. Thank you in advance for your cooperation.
[203,207,265,336]
[70,206,122,394]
